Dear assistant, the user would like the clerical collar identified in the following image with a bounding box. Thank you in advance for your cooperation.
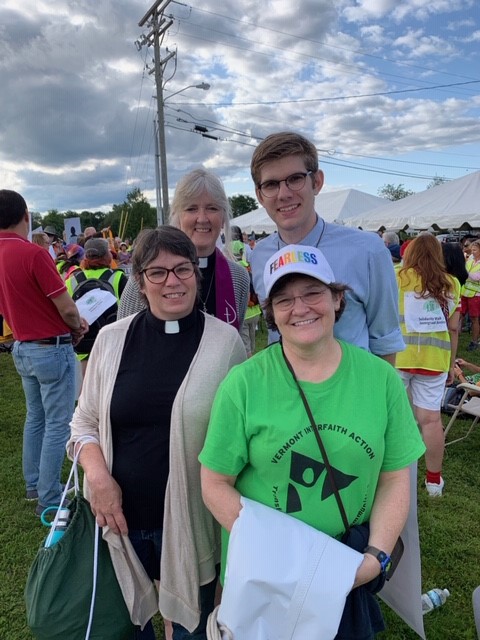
[198,250,216,270]
[146,307,198,335]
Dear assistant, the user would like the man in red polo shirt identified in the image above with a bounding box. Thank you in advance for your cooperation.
[0,190,88,515]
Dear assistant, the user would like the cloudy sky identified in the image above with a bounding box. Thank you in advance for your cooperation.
[1,0,479,214]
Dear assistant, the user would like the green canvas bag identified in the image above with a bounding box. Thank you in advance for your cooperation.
[25,451,134,640]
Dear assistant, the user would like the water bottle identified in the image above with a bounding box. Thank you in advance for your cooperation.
[42,506,71,547]
[421,588,450,614]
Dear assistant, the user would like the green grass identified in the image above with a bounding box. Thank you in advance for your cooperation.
[0,325,479,638]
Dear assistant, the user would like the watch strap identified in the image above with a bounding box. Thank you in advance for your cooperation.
[363,545,392,574]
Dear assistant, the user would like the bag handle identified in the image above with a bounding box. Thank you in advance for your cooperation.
[46,436,100,640]
[282,346,351,534]
[45,436,97,538]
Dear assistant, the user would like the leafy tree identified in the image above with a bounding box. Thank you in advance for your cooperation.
[377,184,414,201]
[41,210,66,235]
[229,194,258,218]
[103,188,156,239]
[427,175,447,189]
[78,210,106,231]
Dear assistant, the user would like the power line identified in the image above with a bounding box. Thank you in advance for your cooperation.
[332,150,480,172]
[169,6,480,104]
[139,4,479,190]
[182,5,480,84]
[173,79,480,107]
[162,121,469,183]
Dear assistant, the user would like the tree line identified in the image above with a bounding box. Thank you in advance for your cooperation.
[33,190,259,240]
[33,176,445,241]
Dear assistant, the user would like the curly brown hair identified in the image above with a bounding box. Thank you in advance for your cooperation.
[398,233,454,305]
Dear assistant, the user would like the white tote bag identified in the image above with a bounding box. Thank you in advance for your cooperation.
[214,497,363,640]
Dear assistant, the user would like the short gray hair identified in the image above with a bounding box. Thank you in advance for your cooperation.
[383,231,399,246]
[169,168,233,248]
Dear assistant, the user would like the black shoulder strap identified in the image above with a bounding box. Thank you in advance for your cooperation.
[72,271,87,287]
[281,345,351,533]
[99,269,115,284]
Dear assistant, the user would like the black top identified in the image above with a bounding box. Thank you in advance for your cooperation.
[199,252,216,316]
[110,307,204,529]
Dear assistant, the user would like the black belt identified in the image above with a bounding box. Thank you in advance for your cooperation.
[23,336,72,346]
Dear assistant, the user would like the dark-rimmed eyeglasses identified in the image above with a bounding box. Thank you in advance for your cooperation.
[258,171,314,198]
[142,262,196,284]
[272,289,327,311]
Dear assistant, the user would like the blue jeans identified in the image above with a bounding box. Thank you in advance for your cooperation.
[129,529,217,640]
[12,340,76,507]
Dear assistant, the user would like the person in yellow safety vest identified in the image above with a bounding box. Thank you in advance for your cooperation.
[396,233,461,498]
[234,254,261,357]
[66,238,127,377]
[460,239,480,351]
[230,225,262,356]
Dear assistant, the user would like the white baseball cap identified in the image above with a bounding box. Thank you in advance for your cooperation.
[263,244,336,297]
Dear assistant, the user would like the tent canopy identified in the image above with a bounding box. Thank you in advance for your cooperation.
[343,171,480,231]
[232,189,385,235]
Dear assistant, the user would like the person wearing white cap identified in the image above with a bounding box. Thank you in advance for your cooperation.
[249,132,404,364]
[200,244,425,639]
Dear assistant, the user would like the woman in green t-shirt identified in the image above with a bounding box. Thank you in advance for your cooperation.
[200,243,425,639]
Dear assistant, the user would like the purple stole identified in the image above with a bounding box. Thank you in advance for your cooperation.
[214,248,239,331]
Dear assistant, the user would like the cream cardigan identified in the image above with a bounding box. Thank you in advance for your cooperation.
[68,312,246,630]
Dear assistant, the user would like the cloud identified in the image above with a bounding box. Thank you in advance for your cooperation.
[462,30,480,43]
[392,29,458,58]
[343,0,474,23]
[0,0,479,214]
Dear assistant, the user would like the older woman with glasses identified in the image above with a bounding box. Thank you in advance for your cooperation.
[200,245,425,639]
[118,169,249,336]
[68,226,246,640]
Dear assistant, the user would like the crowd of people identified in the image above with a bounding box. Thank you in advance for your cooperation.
[0,130,476,639]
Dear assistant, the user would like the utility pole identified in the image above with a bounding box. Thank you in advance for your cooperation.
[153,120,162,218]
[138,0,174,225]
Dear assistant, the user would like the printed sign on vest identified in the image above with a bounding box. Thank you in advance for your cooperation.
[404,292,447,333]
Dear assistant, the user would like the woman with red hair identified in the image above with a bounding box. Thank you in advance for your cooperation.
[396,233,461,497]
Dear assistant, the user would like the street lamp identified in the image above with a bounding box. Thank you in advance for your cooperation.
[156,82,210,225]
[164,83,210,102]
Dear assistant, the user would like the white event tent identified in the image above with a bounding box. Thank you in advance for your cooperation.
[233,189,385,235]
[343,171,480,231]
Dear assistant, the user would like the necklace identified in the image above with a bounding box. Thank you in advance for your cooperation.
[199,272,215,314]
[277,217,326,251]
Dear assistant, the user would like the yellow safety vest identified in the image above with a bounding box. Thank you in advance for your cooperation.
[396,269,460,372]
[461,256,480,298]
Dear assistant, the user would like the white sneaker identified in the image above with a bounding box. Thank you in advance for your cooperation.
[425,477,444,497]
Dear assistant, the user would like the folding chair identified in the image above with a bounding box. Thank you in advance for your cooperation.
[443,382,480,446]
[473,585,480,638]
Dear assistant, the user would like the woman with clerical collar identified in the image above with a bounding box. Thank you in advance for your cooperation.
[117,168,250,334]
[68,226,246,640]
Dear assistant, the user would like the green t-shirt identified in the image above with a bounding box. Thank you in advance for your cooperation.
[199,341,425,578]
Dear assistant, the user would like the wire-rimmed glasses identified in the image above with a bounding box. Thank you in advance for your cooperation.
[272,289,327,311]
[258,171,313,198]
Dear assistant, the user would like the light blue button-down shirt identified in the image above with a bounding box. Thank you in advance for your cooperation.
[250,216,405,356]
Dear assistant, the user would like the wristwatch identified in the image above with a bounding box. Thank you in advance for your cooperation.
[363,545,392,575]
